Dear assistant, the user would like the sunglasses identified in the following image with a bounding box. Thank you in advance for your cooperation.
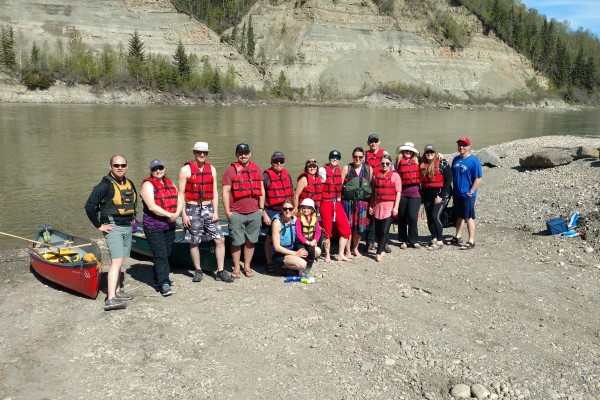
[368,140,378,144]
[112,164,127,168]
[307,165,317,168]
[193,151,208,156]
[380,162,391,166]
[330,157,341,161]
[353,155,364,159]
[152,166,165,172]
[457,143,468,148]
[272,159,285,164]
[282,207,294,212]
[425,151,435,155]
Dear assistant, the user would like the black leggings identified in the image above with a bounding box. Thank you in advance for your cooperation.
[374,217,393,255]
[398,196,421,245]
[423,200,444,241]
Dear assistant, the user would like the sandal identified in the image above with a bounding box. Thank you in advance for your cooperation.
[231,271,241,279]
[459,241,475,250]
[242,268,254,278]
[445,236,463,246]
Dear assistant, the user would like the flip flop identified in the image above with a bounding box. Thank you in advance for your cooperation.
[231,271,241,279]
[242,268,254,277]
[459,241,475,250]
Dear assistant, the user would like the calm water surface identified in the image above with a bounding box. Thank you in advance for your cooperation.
[0,104,598,249]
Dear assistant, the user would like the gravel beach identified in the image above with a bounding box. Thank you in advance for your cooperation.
[1,135,599,400]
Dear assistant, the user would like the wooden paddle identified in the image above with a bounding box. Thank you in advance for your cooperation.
[0,230,45,245]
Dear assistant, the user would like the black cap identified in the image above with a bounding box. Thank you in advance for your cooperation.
[271,151,285,161]
[235,143,250,153]
[367,134,379,143]
[328,150,341,160]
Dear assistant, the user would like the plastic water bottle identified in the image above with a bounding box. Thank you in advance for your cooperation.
[301,277,316,284]
[567,210,579,229]
[284,276,304,283]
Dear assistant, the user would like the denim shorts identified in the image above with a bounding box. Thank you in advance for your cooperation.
[103,224,132,259]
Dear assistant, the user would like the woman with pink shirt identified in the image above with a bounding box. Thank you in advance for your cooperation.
[369,153,401,262]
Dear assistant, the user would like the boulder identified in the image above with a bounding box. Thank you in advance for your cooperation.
[519,150,573,168]
[569,146,600,159]
[476,149,502,167]
[495,149,509,159]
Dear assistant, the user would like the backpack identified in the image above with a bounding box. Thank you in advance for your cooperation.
[440,197,457,228]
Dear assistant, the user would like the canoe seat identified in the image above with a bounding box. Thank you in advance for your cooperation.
[42,250,80,263]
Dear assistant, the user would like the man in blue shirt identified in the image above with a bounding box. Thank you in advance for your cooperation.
[449,137,482,250]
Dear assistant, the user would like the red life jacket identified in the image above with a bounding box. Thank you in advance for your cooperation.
[321,165,342,200]
[366,148,385,174]
[297,172,322,208]
[374,170,398,202]
[231,161,262,200]
[265,168,294,208]
[184,161,214,202]
[397,158,421,186]
[143,176,178,213]
[421,159,444,189]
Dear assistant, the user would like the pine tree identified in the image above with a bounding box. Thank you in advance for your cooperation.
[552,39,570,88]
[127,30,146,82]
[247,15,255,59]
[173,40,191,81]
[240,23,246,56]
[210,68,221,94]
[1,25,16,69]
[30,41,40,69]
[231,25,238,48]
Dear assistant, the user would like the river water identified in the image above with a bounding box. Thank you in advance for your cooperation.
[0,103,598,249]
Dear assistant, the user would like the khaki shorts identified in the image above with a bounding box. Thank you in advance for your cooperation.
[228,210,262,246]
[103,224,132,259]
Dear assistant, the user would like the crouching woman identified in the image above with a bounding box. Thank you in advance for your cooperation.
[271,199,309,275]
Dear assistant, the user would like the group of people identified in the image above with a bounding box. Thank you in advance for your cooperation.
[84,135,482,311]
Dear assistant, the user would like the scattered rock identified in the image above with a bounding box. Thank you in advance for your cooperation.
[519,150,573,168]
[450,383,471,399]
[477,149,502,167]
[570,146,600,159]
[471,383,491,399]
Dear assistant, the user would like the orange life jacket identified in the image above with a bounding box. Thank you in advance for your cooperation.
[231,161,262,200]
[321,165,342,201]
[184,161,214,202]
[373,170,398,202]
[297,172,322,208]
[265,168,294,208]
[143,176,178,213]
[420,159,444,189]
[397,158,421,186]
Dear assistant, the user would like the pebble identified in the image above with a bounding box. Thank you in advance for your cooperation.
[471,383,491,399]
[584,247,594,253]
[544,388,560,399]
[360,361,375,372]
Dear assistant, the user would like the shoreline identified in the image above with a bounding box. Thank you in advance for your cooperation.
[0,73,588,111]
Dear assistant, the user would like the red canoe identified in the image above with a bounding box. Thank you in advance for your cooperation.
[27,226,103,299]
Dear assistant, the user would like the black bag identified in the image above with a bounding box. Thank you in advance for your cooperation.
[440,198,456,228]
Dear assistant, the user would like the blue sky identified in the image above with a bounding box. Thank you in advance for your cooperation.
[521,1,600,38]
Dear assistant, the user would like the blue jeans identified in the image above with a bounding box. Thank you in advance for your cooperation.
[144,226,175,286]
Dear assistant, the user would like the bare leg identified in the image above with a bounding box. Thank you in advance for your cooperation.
[454,218,465,239]
[189,243,201,271]
[215,238,225,272]
[107,257,124,299]
[351,231,361,257]
[466,218,476,243]
[344,236,354,259]
[231,244,241,276]
[243,241,255,276]
[324,239,331,262]
[337,237,352,261]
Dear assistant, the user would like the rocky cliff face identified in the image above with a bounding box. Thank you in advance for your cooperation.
[2,0,543,99]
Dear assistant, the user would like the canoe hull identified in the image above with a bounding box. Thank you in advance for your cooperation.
[29,227,102,299]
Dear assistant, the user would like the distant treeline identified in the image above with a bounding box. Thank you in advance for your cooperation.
[455,0,599,99]
[0,26,240,97]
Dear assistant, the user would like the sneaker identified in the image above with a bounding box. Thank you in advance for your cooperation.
[215,270,234,283]
[115,290,133,300]
[161,284,173,297]
[104,298,127,311]
[192,269,204,282]
[384,244,392,253]
[368,243,376,252]
[400,242,408,249]
[412,243,422,249]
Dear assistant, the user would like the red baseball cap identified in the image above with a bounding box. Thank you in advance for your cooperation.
[457,137,471,146]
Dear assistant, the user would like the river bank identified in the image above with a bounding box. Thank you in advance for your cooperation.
[0,72,586,111]
[1,135,599,399]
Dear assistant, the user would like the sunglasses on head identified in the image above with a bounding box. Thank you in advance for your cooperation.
[112,163,127,168]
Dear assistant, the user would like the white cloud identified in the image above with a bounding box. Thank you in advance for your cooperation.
[522,0,600,36]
